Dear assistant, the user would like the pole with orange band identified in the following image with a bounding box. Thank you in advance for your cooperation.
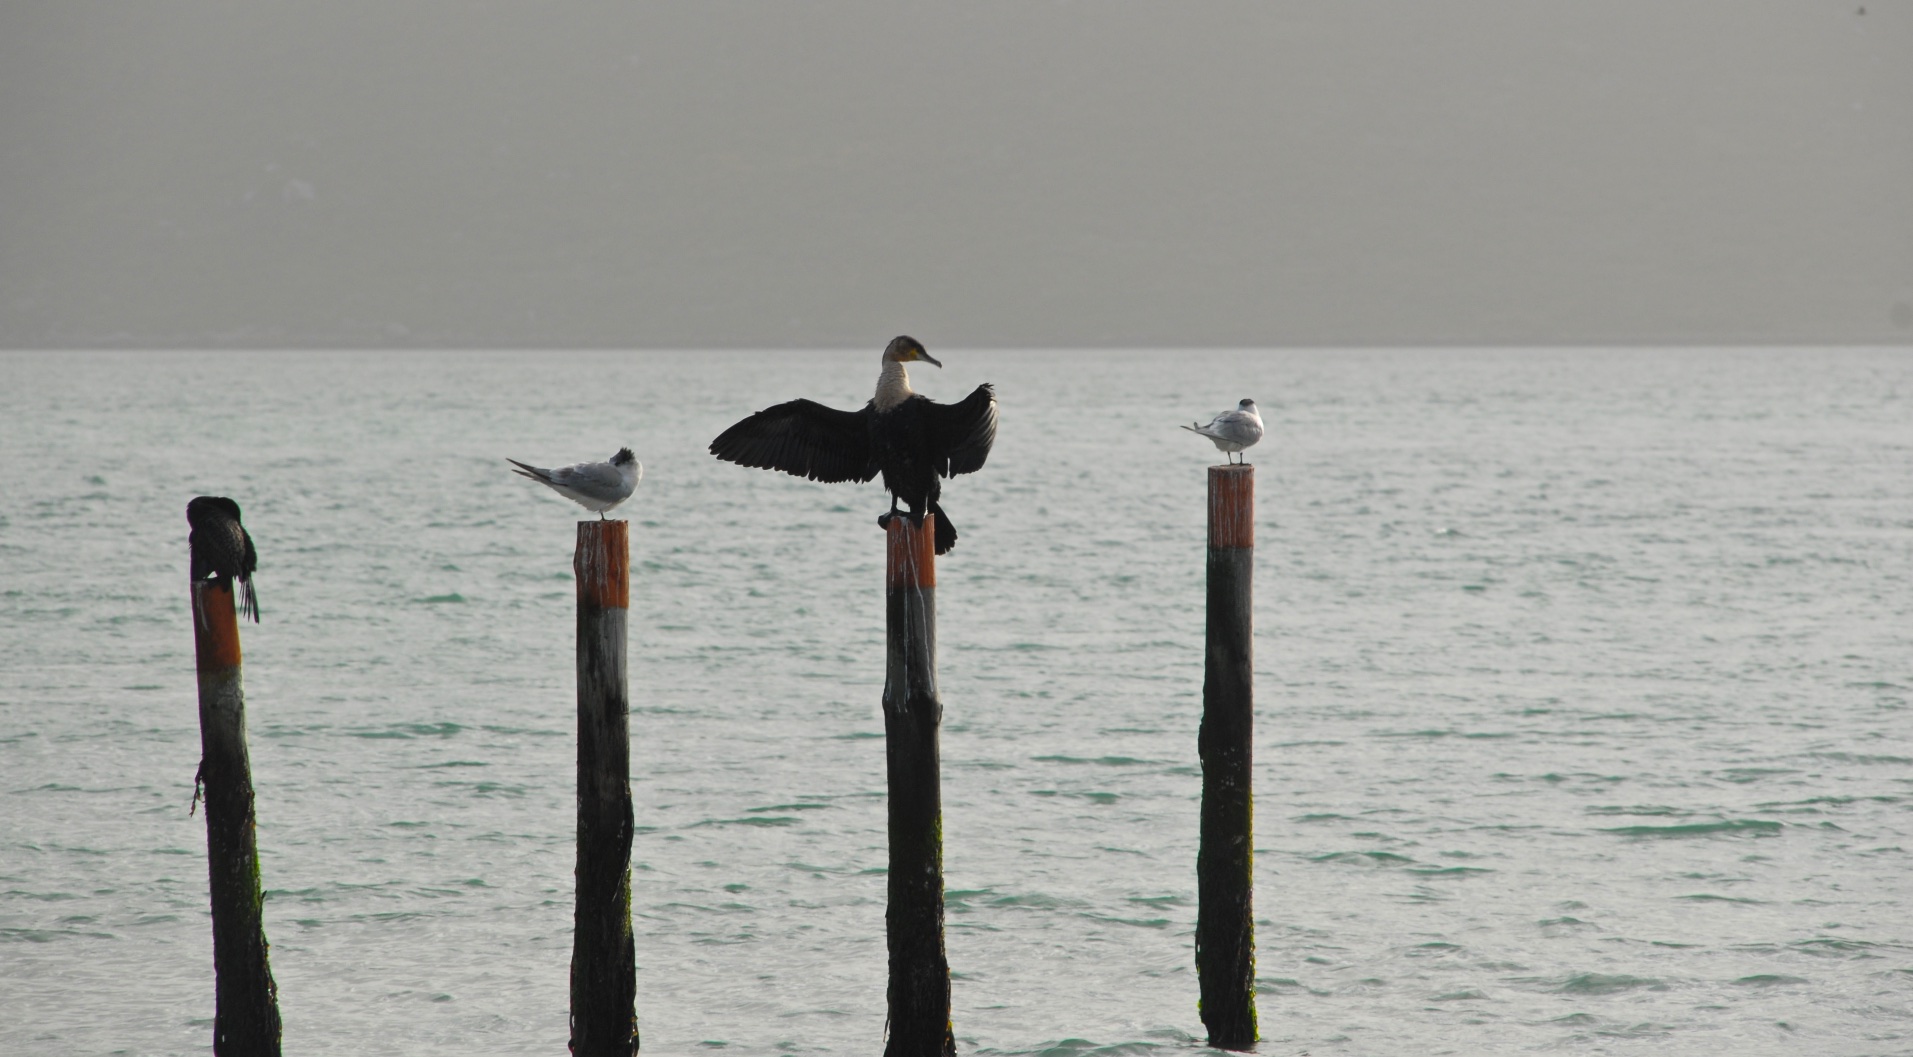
[190,577,282,1056]
[570,519,639,1057]
[882,514,954,1057]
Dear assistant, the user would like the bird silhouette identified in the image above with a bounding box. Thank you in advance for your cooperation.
[186,496,259,622]
[709,336,997,555]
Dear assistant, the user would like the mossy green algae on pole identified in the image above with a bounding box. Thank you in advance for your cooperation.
[571,519,639,1057]
[190,577,282,1056]
[1197,464,1256,1049]
[883,515,955,1057]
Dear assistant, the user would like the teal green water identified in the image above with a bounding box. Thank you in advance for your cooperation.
[1,349,1910,1055]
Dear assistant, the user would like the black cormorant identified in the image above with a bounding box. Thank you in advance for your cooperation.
[186,496,260,622]
[709,335,997,554]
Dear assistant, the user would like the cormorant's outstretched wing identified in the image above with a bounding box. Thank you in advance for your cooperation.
[710,399,878,483]
[926,384,997,477]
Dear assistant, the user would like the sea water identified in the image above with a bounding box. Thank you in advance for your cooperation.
[1,348,1909,1056]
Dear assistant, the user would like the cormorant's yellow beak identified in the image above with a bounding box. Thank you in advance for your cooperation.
[916,350,942,368]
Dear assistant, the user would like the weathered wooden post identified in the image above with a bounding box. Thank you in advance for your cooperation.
[883,514,954,1057]
[190,577,282,1056]
[571,519,639,1057]
[1197,463,1256,1049]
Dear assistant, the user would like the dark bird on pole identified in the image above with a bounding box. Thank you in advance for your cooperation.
[709,335,998,555]
[187,496,260,622]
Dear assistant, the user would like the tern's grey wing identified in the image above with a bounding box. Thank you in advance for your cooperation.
[1225,411,1265,437]
[546,461,626,493]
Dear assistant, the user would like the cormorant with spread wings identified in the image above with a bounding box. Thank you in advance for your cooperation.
[709,335,997,555]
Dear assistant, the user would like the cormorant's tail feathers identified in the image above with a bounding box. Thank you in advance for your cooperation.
[930,501,957,555]
[238,578,260,623]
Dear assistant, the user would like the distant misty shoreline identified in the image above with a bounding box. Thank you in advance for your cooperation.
[9,337,1911,352]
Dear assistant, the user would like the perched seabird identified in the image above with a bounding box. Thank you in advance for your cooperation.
[508,448,642,518]
[186,496,260,622]
[709,335,997,555]
[1183,399,1264,464]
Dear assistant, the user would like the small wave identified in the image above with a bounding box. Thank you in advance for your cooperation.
[352,721,465,739]
[1715,767,1800,783]
[986,892,1087,910]
[1078,912,1170,929]
[689,816,801,828]
[1790,937,1888,958]
[1030,790,1119,805]
[1804,752,1913,766]
[433,780,527,798]
[0,926,116,943]
[1310,850,1415,867]
[977,1038,1168,1056]
[1407,865,1493,878]
[1600,819,1781,838]
[1547,973,1667,995]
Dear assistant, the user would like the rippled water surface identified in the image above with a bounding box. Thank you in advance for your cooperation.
[2,349,1910,1056]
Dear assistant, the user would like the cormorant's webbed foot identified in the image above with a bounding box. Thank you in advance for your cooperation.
[878,496,904,530]
[877,508,929,530]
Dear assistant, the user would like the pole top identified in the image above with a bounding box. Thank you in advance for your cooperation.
[575,519,630,609]
[1207,464,1254,550]
[885,515,937,589]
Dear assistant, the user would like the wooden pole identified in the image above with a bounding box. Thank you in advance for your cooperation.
[1197,464,1257,1049]
[882,515,954,1057]
[190,578,283,1057]
[571,519,638,1057]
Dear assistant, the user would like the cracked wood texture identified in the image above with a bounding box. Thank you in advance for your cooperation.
[1198,465,1257,1050]
[571,520,638,1057]
[191,579,282,1057]
[883,515,954,1057]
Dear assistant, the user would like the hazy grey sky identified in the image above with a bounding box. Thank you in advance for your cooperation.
[3,1,1908,348]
